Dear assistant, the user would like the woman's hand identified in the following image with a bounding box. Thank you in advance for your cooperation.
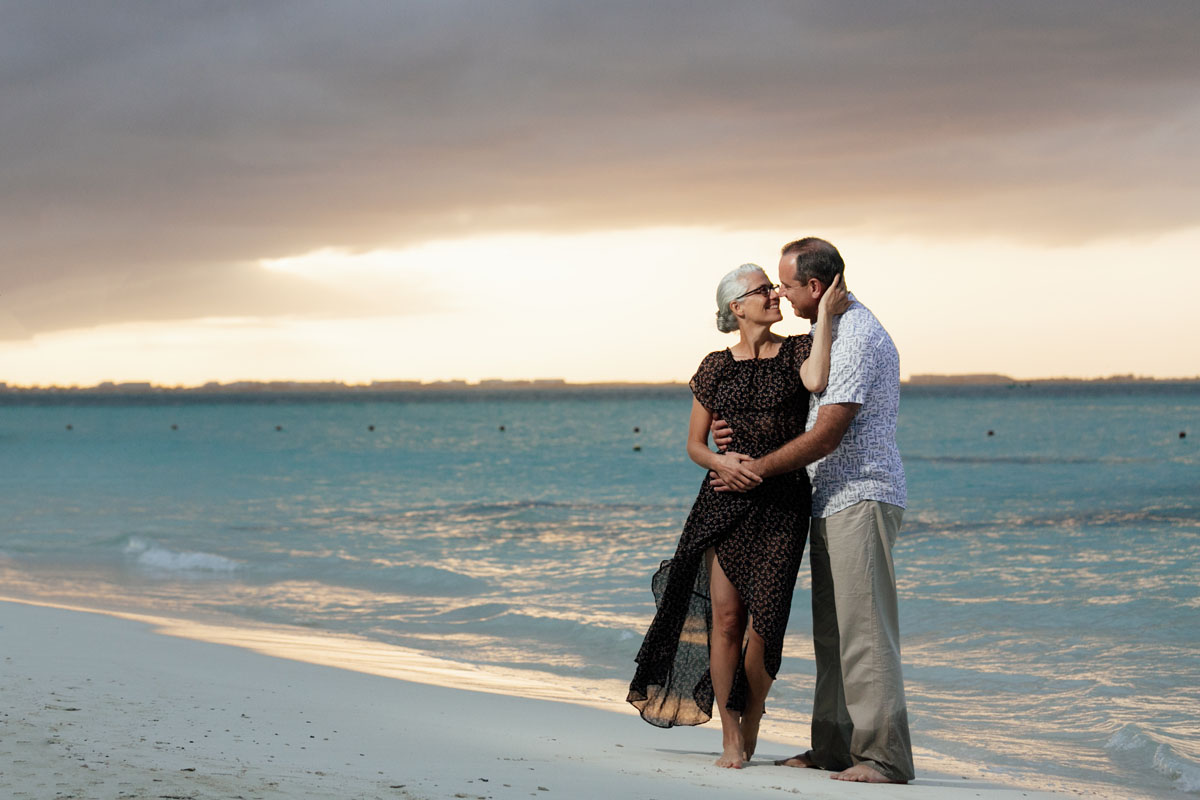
[709,451,762,492]
[818,273,850,318]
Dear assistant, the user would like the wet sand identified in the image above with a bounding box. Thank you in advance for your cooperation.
[0,598,1059,800]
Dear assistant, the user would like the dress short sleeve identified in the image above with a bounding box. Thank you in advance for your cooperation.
[792,334,813,365]
[689,351,724,410]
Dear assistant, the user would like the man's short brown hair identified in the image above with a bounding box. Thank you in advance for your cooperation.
[781,237,844,286]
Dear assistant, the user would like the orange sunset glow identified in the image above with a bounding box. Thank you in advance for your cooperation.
[2,3,1197,385]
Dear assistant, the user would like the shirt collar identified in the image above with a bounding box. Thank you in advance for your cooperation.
[830,292,860,333]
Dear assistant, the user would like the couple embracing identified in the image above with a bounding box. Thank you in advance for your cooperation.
[627,237,914,784]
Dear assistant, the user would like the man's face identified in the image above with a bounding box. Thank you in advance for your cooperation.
[777,253,821,322]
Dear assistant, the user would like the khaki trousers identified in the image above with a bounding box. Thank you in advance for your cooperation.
[809,500,915,781]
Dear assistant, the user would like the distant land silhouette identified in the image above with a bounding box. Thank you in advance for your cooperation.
[1,374,1198,397]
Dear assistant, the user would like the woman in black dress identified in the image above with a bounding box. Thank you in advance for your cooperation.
[628,263,846,769]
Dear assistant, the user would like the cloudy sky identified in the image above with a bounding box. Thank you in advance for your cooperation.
[2,0,1197,385]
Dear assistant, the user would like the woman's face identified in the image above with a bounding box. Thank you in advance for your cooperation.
[733,275,782,326]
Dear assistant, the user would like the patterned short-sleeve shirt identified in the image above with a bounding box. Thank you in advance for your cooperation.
[805,294,907,517]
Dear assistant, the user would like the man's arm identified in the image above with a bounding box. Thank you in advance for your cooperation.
[754,402,859,477]
[711,402,860,491]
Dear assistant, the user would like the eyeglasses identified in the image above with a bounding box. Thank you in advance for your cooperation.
[734,284,779,301]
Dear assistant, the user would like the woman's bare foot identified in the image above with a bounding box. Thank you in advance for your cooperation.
[775,751,816,768]
[715,743,744,769]
[832,763,906,783]
[739,703,765,761]
[715,727,746,769]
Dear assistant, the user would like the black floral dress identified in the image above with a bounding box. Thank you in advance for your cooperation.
[627,334,813,727]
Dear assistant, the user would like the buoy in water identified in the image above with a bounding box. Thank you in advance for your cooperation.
[633,445,642,452]
[499,425,506,432]
[987,430,995,436]
[275,425,283,432]
[171,424,178,431]
[368,424,375,432]
[1181,431,1187,439]
[65,424,73,431]
[633,426,640,433]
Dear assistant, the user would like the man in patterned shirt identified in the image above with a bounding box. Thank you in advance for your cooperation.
[712,236,914,784]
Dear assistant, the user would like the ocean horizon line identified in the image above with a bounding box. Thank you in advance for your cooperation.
[2,373,1200,395]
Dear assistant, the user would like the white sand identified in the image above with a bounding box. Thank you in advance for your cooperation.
[0,598,1059,800]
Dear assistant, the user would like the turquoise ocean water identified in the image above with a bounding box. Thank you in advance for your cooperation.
[1,385,1197,798]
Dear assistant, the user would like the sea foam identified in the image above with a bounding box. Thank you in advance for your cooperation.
[1106,725,1200,795]
[1155,745,1200,795]
[123,536,241,574]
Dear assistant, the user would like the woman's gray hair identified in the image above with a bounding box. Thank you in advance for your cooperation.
[715,263,768,333]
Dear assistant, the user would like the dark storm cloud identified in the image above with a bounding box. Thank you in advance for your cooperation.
[2,0,1197,336]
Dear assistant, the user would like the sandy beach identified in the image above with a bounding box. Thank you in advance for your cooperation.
[0,597,1062,800]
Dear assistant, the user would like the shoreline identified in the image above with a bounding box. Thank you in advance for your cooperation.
[1,596,1061,800]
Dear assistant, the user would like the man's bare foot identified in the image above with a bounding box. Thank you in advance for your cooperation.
[775,751,817,768]
[715,744,744,769]
[832,763,906,783]
[740,704,765,761]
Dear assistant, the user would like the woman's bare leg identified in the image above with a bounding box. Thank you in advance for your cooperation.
[706,548,746,769]
[739,621,773,761]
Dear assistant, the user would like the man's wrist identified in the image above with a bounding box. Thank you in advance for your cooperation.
[755,452,784,478]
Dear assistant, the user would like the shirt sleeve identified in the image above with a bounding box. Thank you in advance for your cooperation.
[819,330,875,406]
